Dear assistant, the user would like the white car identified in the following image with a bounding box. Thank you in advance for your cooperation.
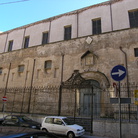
[41,116,85,138]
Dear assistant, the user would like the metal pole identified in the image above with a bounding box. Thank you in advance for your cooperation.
[137,106,138,120]
[118,81,122,138]
[3,102,5,118]
[73,89,77,123]
[58,85,62,116]
[91,86,93,134]
[120,47,130,122]
[58,54,64,116]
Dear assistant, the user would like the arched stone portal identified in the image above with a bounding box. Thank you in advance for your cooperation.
[61,70,110,117]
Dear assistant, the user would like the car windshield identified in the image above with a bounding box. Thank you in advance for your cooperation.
[62,118,73,125]
[20,116,32,121]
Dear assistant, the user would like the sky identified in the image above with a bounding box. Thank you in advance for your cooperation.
[1,0,107,32]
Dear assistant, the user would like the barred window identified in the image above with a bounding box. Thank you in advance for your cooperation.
[44,60,52,69]
[129,9,138,28]
[24,36,30,48]
[42,32,49,44]
[18,65,25,73]
[64,26,72,40]
[8,40,13,52]
[0,68,2,74]
[134,48,138,57]
[92,18,101,35]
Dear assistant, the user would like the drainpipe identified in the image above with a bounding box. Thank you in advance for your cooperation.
[4,63,11,96]
[119,47,129,97]
[21,28,26,48]
[77,11,79,38]
[58,54,64,116]
[120,47,130,122]
[2,63,11,113]
[4,33,9,52]
[28,59,36,113]
[109,0,113,31]
[48,20,51,43]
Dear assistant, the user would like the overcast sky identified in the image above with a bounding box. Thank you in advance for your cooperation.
[1,0,107,32]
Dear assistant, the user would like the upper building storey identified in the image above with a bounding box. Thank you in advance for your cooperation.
[0,0,138,53]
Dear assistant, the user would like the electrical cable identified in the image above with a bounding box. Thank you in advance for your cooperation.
[0,0,30,5]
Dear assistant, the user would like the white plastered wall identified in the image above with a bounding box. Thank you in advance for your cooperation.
[112,0,138,30]
[50,14,77,42]
[25,22,50,47]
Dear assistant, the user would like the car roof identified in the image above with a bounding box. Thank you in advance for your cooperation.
[45,116,67,119]
[0,131,58,138]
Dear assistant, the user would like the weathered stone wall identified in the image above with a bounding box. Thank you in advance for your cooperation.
[0,0,137,52]
[0,28,137,89]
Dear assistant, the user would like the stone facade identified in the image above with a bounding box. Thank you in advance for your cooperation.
[0,0,138,118]
[0,28,137,88]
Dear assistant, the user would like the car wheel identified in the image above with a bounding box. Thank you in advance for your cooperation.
[67,132,75,138]
[42,128,48,133]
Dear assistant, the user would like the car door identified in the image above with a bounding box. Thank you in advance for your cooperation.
[44,117,54,133]
[3,115,19,126]
[51,118,67,135]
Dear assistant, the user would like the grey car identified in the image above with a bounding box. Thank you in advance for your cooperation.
[1,115,41,129]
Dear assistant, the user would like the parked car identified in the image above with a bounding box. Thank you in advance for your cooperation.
[0,126,59,138]
[1,115,41,129]
[41,116,85,138]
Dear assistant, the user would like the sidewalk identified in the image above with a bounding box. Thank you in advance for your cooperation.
[83,132,109,138]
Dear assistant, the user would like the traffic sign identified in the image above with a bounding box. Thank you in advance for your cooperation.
[111,65,126,81]
[2,96,7,102]
[134,90,138,105]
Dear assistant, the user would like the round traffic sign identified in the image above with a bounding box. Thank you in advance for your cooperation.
[111,65,126,81]
[2,96,7,102]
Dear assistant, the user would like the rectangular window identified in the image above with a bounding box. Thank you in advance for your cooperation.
[64,26,72,40]
[92,18,101,35]
[8,40,13,52]
[134,48,138,57]
[129,9,138,28]
[18,65,25,73]
[0,68,2,74]
[44,60,52,69]
[24,36,29,48]
[42,32,49,44]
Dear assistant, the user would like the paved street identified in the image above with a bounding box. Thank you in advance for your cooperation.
[81,134,109,138]
[58,132,109,138]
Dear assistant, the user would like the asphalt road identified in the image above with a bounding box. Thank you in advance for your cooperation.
[56,133,109,138]
[0,126,109,138]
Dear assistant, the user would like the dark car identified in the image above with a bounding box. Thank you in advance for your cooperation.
[1,115,41,129]
[0,126,59,138]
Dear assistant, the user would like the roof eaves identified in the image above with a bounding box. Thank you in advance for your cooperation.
[0,0,123,35]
